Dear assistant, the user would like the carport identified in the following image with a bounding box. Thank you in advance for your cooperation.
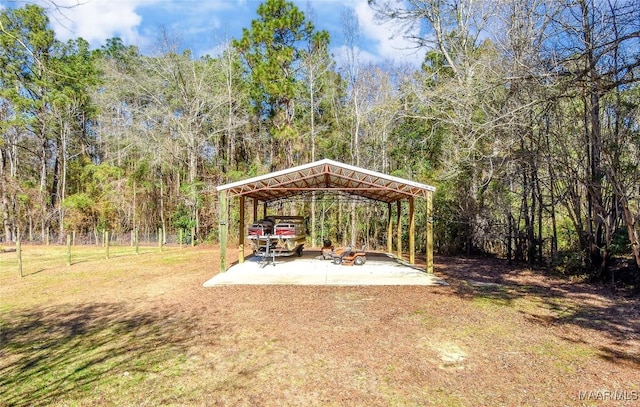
[216,159,435,272]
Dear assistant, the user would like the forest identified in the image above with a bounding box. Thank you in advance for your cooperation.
[0,0,639,283]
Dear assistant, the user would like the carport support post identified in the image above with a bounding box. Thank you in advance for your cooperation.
[387,203,393,254]
[409,196,415,265]
[426,192,434,273]
[219,190,228,272]
[396,200,402,259]
[253,198,258,222]
[238,196,245,264]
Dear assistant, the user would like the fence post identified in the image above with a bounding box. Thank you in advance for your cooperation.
[158,227,163,252]
[191,227,195,246]
[67,234,71,266]
[105,230,110,259]
[17,230,23,278]
[179,229,183,249]
[135,227,140,255]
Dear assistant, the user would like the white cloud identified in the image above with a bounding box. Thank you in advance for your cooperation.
[35,0,158,48]
[25,0,425,66]
[353,0,425,65]
[34,0,249,53]
[332,43,380,69]
[156,2,245,54]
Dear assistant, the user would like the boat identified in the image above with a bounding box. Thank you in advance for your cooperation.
[247,215,307,258]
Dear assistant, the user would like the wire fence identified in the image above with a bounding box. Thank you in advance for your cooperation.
[3,228,201,247]
[0,227,205,278]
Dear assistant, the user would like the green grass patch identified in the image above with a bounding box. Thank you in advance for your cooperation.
[469,286,514,308]
[529,338,597,374]
[0,303,193,406]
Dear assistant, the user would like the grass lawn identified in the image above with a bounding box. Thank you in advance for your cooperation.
[1,245,638,406]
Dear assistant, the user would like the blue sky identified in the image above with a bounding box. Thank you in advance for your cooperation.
[3,0,426,66]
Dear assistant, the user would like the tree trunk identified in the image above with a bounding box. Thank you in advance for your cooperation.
[350,201,357,248]
[620,199,640,270]
[159,174,166,244]
[39,135,48,243]
[544,127,558,259]
[0,148,12,242]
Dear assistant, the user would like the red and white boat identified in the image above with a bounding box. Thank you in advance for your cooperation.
[247,216,307,257]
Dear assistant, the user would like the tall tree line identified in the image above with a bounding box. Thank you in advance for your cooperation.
[370,0,640,278]
[1,0,639,280]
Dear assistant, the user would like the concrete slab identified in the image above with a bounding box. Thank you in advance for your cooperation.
[203,251,447,287]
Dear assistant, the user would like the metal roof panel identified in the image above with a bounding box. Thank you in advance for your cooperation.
[216,159,435,203]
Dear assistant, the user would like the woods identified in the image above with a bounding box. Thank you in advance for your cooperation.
[1,0,639,282]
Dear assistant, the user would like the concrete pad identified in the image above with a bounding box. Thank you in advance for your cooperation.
[203,251,447,287]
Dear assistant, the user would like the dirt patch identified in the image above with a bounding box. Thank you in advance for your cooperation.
[1,246,639,406]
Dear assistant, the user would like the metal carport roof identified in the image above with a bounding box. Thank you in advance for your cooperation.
[216,158,436,203]
[216,159,436,274]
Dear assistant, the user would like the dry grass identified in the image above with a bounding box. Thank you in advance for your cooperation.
[1,245,639,406]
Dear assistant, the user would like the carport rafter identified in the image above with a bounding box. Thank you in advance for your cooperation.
[216,159,435,273]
